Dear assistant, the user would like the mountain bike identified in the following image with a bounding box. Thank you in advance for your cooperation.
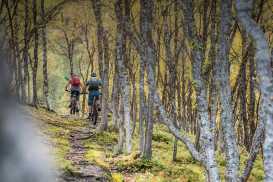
[65,90,79,115]
[82,93,99,125]
[91,95,99,125]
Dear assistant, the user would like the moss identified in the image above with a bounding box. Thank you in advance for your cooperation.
[152,132,172,143]
[96,131,118,145]
[24,106,263,182]
[112,173,123,182]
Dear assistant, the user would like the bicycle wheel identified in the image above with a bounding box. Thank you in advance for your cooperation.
[72,97,76,115]
[92,97,98,125]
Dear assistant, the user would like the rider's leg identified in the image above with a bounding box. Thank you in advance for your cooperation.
[74,88,80,111]
[69,97,72,107]
[95,91,101,111]
[87,92,93,119]
[97,100,101,111]
[76,101,80,109]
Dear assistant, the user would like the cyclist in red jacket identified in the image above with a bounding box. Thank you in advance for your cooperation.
[65,74,83,111]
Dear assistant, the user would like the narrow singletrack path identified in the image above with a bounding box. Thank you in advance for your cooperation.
[64,120,109,182]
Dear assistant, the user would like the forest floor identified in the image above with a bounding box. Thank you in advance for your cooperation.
[23,106,111,182]
[23,106,264,182]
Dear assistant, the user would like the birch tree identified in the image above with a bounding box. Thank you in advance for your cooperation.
[115,0,132,154]
[92,0,110,132]
[32,0,39,107]
[41,0,52,110]
[216,0,240,180]
[116,0,222,180]
[233,0,273,181]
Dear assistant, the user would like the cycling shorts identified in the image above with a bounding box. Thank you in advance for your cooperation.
[70,86,81,101]
[88,90,100,106]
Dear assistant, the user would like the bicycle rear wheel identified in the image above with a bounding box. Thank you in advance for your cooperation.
[72,97,76,115]
[92,97,98,125]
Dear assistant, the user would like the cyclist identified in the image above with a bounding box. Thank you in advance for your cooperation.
[65,73,83,112]
[83,72,101,119]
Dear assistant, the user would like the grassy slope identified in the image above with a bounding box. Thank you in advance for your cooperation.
[84,123,263,182]
[24,106,263,182]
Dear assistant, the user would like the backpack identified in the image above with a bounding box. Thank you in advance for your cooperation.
[71,77,80,87]
[88,78,100,90]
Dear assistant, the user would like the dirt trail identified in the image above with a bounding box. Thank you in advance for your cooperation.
[64,120,109,182]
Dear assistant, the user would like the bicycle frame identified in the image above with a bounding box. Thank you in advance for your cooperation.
[91,96,98,125]
[66,90,79,115]
[81,92,100,124]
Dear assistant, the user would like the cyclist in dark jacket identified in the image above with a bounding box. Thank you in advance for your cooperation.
[82,72,101,119]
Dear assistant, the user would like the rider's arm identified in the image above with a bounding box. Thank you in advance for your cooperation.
[82,84,86,92]
[65,83,69,90]
[65,80,72,90]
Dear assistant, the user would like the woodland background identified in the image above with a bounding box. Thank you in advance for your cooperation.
[1,0,273,181]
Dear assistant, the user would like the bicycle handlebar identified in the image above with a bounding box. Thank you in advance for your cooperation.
[65,90,90,94]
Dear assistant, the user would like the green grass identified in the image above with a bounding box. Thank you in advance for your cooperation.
[23,106,90,175]
[84,122,263,182]
[24,106,263,182]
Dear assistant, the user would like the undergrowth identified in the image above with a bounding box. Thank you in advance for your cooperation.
[84,121,263,182]
[24,106,263,182]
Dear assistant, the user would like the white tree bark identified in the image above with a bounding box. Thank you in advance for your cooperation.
[216,0,240,181]
[116,0,132,154]
[138,58,145,153]
[238,117,264,182]
[32,0,38,107]
[22,0,29,105]
[233,0,273,181]
[92,0,109,132]
[116,2,221,181]
[117,89,124,153]
[41,0,52,111]
[111,61,119,126]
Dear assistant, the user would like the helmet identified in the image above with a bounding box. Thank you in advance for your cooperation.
[91,72,97,77]
[71,74,77,78]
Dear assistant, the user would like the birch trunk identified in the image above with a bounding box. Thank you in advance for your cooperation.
[32,0,38,107]
[210,0,217,148]
[117,89,124,153]
[22,0,28,105]
[131,84,137,136]
[240,30,250,151]
[238,116,264,182]
[249,45,256,142]
[116,1,221,180]
[116,0,132,154]
[162,7,178,162]
[28,72,30,104]
[239,111,245,147]
[182,44,186,131]
[186,84,191,133]
[141,0,155,159]
[233,0,273,181]
[139,58,145,153]
[216,0,240,180]
[15,16,22,103]
[92,0,109,132]
[41,0,52,110]
[111,60,119,126]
